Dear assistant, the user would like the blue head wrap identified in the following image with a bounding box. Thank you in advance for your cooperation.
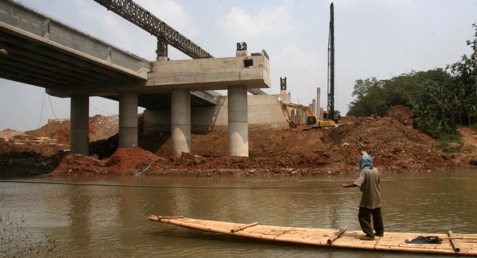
[359,154,374,170]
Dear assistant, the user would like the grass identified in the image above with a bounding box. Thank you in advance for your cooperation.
[437,133,464,153]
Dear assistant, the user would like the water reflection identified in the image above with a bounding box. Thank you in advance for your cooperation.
[0,169,476,257]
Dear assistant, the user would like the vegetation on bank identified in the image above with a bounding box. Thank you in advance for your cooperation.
[347,24,477,142]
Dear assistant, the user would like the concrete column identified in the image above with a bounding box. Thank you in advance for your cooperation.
[119,92,138,147]
[316,87,321,119]
[228,85,248,157]
[171,89,191,156]
[70,95,89,155]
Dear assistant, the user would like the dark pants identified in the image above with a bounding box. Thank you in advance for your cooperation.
[358,207,384,237]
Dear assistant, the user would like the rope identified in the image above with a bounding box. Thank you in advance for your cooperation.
[0,179,341,190]
[38,91,46,128]
[0,176,444,190]
[47,95,58,118]
[90,101,114,115]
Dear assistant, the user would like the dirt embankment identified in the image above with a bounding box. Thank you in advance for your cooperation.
[1,109,476,178]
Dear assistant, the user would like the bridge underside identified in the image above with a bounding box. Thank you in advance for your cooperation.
[0,0,219,110]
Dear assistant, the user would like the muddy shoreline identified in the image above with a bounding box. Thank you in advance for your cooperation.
[1,115,476,178]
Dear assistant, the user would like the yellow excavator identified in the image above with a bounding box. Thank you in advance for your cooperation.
[279,101,336,129]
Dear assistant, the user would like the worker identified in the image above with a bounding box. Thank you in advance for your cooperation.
[341,151,384,240]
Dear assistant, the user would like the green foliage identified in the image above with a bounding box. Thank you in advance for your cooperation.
[347,24,477,139]
[436,134,464,153]
[347,69,450,119]
[348,78,387,117]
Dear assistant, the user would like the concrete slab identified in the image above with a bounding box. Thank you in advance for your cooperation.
[146,54,271,91]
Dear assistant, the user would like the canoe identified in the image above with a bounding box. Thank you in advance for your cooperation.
[149,215,477,256]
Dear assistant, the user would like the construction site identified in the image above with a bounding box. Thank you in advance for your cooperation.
[1,1,477,178]
[1,103,477,178]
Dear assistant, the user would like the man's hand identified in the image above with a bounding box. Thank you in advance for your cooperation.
[341,183,348,188]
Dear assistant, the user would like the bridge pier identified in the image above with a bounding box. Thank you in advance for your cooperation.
[171,89,191,156]
[228,85,249,157]
[119,92,138,147]
[70,95,89,155]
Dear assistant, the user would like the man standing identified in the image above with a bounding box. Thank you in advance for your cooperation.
[342,151,384,240]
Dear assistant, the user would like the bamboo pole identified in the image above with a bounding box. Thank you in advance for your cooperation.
[327,227,347,244]
[231,222,258,233]
[148,215,184,221]
[448,230,461,252]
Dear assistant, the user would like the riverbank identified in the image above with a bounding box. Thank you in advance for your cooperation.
[1,114,476,178]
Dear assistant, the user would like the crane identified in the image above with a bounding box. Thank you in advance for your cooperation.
[94,0,266,95]
[327,2,339,120]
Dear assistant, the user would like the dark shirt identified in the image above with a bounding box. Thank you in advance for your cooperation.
[354,167,381,209]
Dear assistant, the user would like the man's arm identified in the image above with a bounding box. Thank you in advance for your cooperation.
[341,182,358,188]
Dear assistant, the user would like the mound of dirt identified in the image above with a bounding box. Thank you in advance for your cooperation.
[387,105,413,126]
[321,117,452,171]
[2,113,475,178]
[26,115,119,144]
[0,115,119,177]
[50,146,159,176]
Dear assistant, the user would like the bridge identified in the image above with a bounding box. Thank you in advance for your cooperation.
[0,0,270,157]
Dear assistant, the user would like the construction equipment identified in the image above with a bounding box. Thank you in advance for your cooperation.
[327,3,335,120]
[279,101,335,129]
[327,2,340,122]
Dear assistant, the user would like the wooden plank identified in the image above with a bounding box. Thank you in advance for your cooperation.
[149,216,477,256]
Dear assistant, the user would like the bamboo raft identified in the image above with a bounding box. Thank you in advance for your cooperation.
[149,215,477,256]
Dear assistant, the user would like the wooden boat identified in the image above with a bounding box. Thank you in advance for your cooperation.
[149,215,477,256]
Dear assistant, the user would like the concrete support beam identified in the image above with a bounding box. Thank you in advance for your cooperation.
[228,85,248,157]
[316,87,321,119]
[70,95,89,155]
[119,92,138,147]
[171,89,191,156]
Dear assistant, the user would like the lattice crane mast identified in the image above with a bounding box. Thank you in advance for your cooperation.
[94,0,265,95]
[327,2,336,121]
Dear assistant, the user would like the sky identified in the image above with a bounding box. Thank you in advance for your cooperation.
[1,0,476,130]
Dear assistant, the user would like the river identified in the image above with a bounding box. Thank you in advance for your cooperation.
[1,168,476,257]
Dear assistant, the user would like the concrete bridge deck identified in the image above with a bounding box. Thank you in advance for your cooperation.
[0,0,271,158]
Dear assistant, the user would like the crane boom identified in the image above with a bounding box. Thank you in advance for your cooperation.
[94,0,212,59]
[327,2,335,120]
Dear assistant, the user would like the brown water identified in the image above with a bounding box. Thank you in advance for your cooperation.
[1,169,476,257]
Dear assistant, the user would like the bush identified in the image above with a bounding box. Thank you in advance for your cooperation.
[436,134,464,153]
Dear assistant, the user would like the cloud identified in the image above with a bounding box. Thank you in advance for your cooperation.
[271,43,327,104]
[218,1,293,39]
[337,0,412,9]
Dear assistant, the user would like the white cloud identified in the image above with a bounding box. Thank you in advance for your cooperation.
[218,1,293,39]
[271,43,327,104]
[337,0,412,9]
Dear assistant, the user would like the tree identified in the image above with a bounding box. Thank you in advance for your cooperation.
[347,24,477,139]
[347,78,387,117]
[446,23,477,126]
[347,70,450,119]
